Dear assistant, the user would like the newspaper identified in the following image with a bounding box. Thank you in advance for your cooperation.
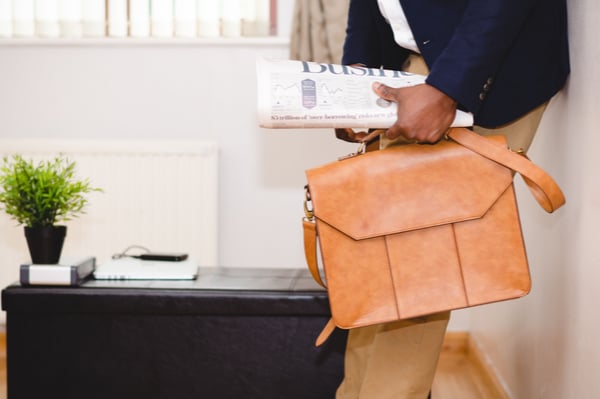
[257,58,473,129]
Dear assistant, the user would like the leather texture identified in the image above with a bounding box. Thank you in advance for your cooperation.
[304,128,565,343]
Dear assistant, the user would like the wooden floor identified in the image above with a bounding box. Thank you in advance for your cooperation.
[0,332,504,399]
[432,332,507,399]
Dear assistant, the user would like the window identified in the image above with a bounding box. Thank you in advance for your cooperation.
[0,0,284,39]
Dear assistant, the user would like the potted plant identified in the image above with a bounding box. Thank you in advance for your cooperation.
[0,154,100,264]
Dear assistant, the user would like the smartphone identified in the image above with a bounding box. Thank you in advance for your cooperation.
[138,252,189,262]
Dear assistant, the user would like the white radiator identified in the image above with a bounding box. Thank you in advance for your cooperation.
[0,139,219,276]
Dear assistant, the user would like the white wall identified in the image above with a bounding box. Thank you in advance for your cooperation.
[0,39,359,265]
[0,3,295,271]
[469,0,600,397]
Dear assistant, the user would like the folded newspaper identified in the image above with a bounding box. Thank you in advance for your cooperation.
[257,58,473,129]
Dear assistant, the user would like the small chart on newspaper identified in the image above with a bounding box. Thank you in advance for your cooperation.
[256,58,473,129]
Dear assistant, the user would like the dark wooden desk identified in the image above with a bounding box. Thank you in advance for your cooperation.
[2,267,346,399]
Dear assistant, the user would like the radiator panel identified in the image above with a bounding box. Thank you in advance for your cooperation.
[0,139,219,272]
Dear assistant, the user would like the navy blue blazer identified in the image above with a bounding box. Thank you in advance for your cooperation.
[342,0,570,127]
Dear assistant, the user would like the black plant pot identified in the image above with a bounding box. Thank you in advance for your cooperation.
[24,225,67,264]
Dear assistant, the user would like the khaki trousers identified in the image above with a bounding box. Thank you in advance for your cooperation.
[336,54,547,399]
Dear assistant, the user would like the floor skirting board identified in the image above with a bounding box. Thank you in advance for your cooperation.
[434,332,510,399]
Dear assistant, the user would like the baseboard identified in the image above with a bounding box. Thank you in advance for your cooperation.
[441,332,510,399]
[440,331,470,355]
[466,335,511,399]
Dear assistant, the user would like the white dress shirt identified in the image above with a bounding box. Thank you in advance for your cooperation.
[377,0,420,53]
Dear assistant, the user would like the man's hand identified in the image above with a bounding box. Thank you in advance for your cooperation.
[372,82,458,143]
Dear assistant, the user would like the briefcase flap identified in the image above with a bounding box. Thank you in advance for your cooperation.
[306,136,514,240]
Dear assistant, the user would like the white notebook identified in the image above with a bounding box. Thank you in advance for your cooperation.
[93,257,198,280]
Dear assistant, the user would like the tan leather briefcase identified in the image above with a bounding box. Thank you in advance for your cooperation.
[303,128,565,345]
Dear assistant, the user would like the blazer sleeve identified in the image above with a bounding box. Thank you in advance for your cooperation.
[419,0,539,115]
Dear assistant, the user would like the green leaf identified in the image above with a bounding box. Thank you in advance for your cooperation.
[0,155,102,227]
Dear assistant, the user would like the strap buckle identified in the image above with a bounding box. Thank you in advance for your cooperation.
[303,185,314,220]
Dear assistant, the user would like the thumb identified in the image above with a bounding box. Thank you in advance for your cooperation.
[372,82,397,101]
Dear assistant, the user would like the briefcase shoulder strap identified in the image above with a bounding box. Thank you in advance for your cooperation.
[303,218,325,288]
[448,128,565,213]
